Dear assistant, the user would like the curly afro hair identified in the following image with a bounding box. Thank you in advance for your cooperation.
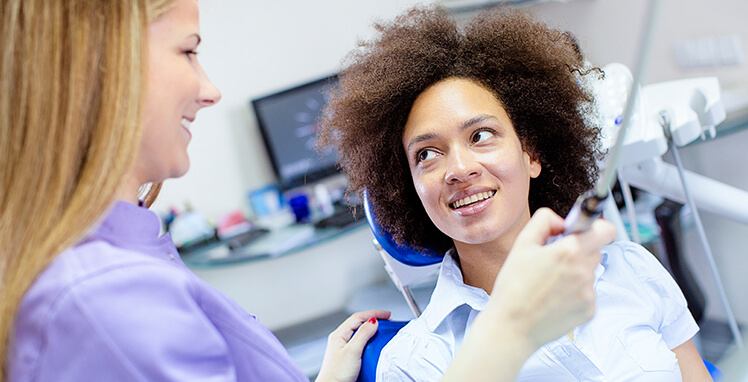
[318,5,603,254]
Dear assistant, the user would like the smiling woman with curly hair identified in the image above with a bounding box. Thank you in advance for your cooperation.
[318,5,710,382]
[318,6,600,254]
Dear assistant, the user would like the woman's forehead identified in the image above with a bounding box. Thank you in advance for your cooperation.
[402,78,513,141]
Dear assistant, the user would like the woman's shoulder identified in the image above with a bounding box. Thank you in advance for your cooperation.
[601,240,669,279]
[596,241,698,351]
[599,240,689,315]
[20,240,196,332]
[11,241,224,380]
[601,239,650,257]
[38,239,187,293]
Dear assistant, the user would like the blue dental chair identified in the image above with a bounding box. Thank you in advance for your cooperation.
[356,191,722,382]
[357,192,442,382]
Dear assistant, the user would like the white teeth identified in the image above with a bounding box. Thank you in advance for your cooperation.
[451,190,495,209]
[181,118,192,130]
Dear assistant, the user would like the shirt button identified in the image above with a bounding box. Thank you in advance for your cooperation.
[168,253,175,261]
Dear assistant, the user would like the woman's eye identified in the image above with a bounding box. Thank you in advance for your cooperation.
[184,50,198,58]
[417,149,437,163]
[472,129,494,143]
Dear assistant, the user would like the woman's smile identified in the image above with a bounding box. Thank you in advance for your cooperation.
[180,117,193,138]
[448,188,497,216]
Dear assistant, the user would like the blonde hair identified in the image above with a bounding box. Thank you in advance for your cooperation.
[0,0,174,378]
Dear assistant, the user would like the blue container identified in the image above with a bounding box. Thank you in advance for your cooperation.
[288,194,310,223]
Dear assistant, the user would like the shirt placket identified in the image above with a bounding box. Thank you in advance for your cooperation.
[544,338,606,382]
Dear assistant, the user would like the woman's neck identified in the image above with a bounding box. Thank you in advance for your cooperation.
[114,172,142,205]
[453,240,511,295]
[453,212,532,295]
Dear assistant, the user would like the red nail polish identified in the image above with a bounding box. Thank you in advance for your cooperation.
[368,317,377,324]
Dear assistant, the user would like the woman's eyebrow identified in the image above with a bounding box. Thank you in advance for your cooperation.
[460,114,498,131]
[406,133,438,152]
[406,114,501,151]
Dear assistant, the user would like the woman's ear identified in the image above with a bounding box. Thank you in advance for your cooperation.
[528,152,541,179]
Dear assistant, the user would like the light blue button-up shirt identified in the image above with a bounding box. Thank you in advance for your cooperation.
[377,241,699,381]
[9,201,308,381]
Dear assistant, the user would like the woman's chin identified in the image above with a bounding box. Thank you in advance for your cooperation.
[149,164,190,184]
[447,231,502,247]
[170,159,191,179]
[174,166,190,179]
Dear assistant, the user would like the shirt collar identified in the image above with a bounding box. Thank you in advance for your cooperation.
[423,247,609,332]
[423,248,490,332]
[82,200,179,260]
[595,247,610,287]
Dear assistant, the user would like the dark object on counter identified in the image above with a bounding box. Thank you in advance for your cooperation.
[314,205,366,229]
[655,199,706,323]
[226,228,271,251]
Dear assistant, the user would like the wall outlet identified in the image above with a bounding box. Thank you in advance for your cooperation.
[675,35,745,69]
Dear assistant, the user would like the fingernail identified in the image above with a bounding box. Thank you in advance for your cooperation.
[368,317,377,325]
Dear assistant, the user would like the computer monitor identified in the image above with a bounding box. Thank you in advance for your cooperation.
[251,75,339,191]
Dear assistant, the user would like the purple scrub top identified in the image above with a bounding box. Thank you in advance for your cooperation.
[8,201,308,381]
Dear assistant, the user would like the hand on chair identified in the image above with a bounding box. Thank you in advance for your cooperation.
[316,309,391,382]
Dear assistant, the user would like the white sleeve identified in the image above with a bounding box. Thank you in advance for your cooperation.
[376,331,452,382]
[618,241,700,349]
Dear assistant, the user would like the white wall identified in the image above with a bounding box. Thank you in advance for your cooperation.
[529,0,748,88]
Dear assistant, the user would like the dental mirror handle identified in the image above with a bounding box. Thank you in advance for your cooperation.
[562,190,607,235]
[545,190,607,244]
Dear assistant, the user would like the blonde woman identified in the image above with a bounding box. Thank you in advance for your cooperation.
[1,0,390,380]
[1,0,615,381]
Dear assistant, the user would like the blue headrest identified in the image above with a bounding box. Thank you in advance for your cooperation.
[703,359,723,381]
[362,190,442,266]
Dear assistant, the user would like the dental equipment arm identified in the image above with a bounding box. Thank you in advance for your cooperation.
[563,0,745,351]
[599,63,746,350]
[616,99,745,350]
[620,158,748,226]
[603,67,747,351]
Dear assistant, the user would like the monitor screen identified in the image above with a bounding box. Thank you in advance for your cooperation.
[251,75,339,191]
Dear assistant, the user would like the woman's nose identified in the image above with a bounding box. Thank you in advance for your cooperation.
[197,65,221,107]
[444,147,481,184]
